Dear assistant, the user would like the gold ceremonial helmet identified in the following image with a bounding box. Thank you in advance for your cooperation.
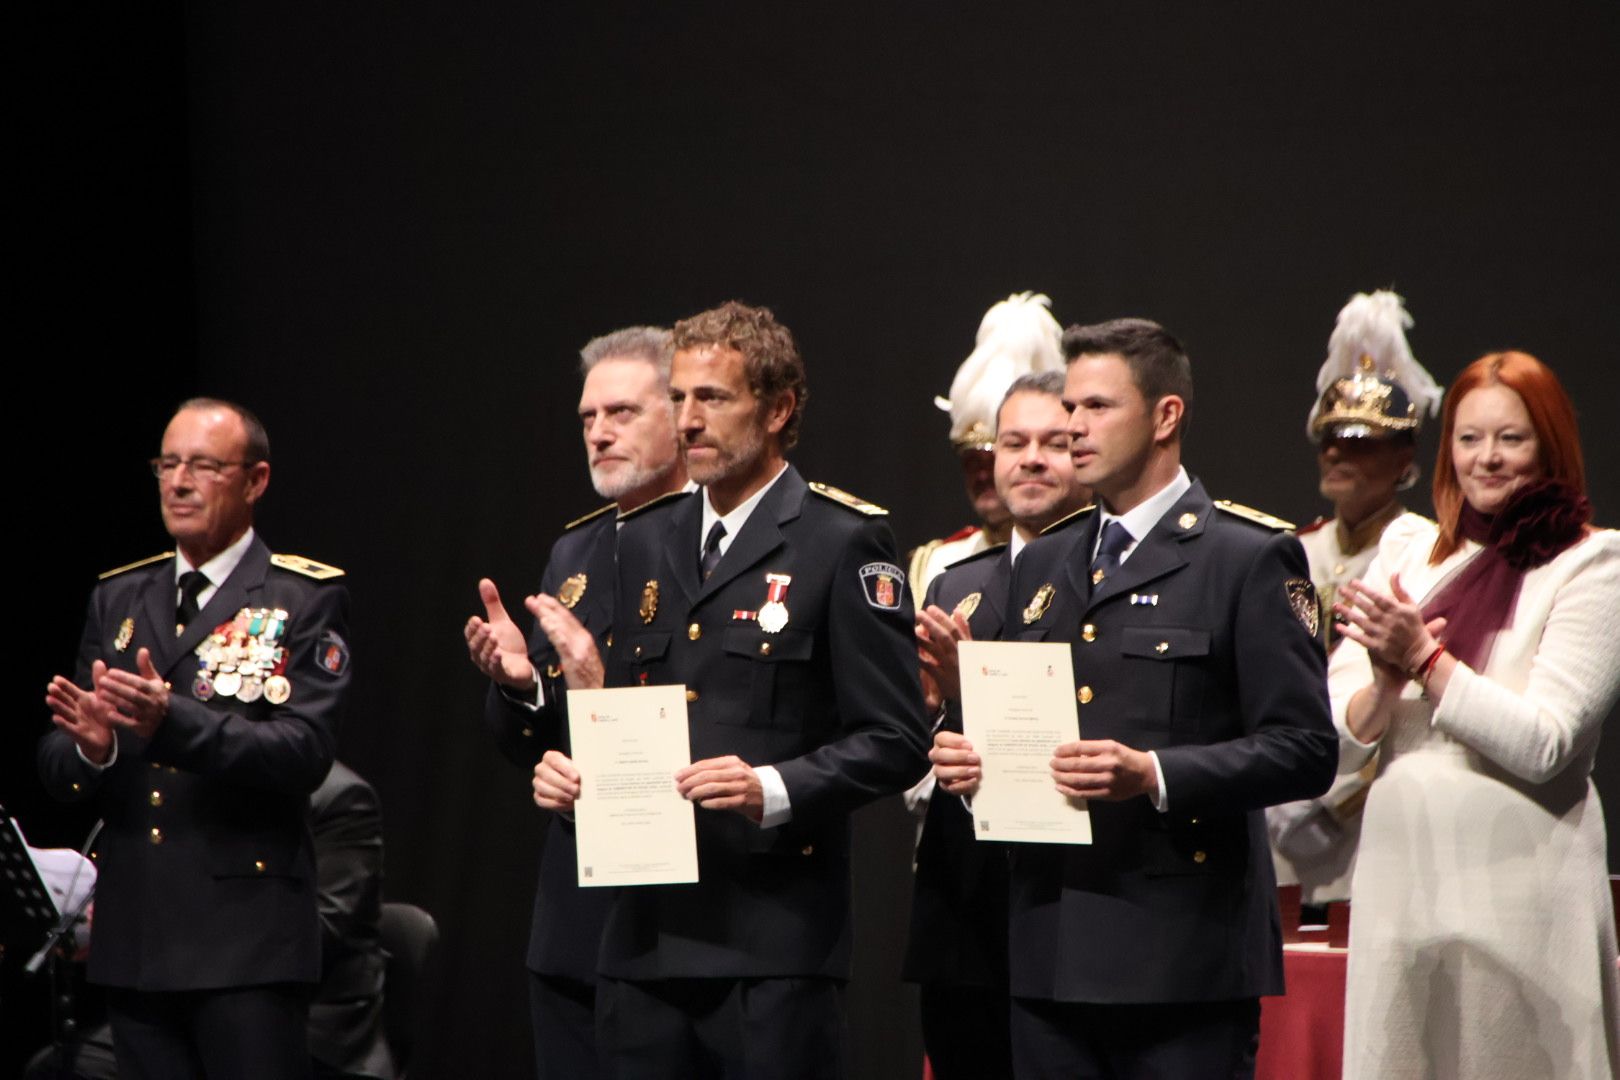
[1307,291,1441,444]
[1310,354,1421,442]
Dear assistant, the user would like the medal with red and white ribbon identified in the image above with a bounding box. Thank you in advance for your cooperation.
[758,573,792,634]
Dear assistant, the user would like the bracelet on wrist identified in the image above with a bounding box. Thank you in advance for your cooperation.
[1412,644,1446,686]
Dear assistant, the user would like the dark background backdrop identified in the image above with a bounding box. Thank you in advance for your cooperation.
[9,2,1617,1077]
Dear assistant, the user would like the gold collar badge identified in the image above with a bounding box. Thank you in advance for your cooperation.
[557,573,587,609]
[1022,584,1055,624]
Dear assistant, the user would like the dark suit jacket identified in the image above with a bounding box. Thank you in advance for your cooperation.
[309,761,394,1080]
[602,466,930,980]
[902,544,1012,989]
[36,535,349,990]
[1002,480,1335,1003]
[481,506,616,981]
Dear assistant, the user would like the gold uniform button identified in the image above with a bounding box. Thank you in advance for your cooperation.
[1155,641,1169,654]
[150,762,161,770]
[633,645,643,658]
[801,845,814,856]
[1077,685,1093,704]
[1081,625,1096,643]
[149,790,163,807]
[71,782,82,793]
[167,767,179,774]
[759,642,772,656]
[149,828,164,845]
[1193,850,1207,864]
[545,664,561,679]
[685,689,699,703]
[521,726,534,738]
[688,623,702,641]
[1189,817,1200,825]
[254,860,267,873]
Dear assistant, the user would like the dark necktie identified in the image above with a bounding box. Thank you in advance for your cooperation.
[1091,520,1133,584]
[700,522,727,581]
[176,570,209,635]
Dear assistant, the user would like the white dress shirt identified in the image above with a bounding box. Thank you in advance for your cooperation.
[1096,468,1191,811]
[698,465,795,827]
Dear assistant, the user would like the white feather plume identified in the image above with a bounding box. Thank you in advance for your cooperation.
[1307,289,1443,436]
[935,292,1066,445]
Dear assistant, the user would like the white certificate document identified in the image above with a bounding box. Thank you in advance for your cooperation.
[958,641,1091,844]
[567,685,700,887]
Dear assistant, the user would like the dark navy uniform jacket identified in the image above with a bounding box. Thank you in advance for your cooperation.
[902,543,1012,990]
[481,504,616,982]
[37,535,349,990]
[602,465,930,980]
[1001,479,1335,1004]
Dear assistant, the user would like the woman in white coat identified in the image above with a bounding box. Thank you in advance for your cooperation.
[1331,349,1620,1080]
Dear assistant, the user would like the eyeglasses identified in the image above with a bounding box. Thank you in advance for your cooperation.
[149,456,254,482]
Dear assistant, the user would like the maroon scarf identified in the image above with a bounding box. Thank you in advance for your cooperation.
[1420,480,1591,670]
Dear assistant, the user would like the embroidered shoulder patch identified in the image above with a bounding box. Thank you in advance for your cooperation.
[1285,578,1321,638]
[859,563,904,610]
[316,630,350,677]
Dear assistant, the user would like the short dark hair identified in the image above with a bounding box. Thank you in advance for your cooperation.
[996,371,1066,433]
[1061,318,1194,434]
[176,397,271,463]
[673,301,809,450]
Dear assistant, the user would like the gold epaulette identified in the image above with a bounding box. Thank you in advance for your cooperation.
[1040,503,1098,536]
[617,489,692,523]
[270,553,346,580]
[564,503,617,530]
[1214,501,1294,532]
[907,538,943,586]
[808,482,888,516]
[99,552,174,580]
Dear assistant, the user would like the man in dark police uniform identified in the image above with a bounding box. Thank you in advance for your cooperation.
[932,319,1336,1079]
[904,369,1091,1080]
[39,397,350,1080]
[464,326,687,1079]
[532,301,931,1079]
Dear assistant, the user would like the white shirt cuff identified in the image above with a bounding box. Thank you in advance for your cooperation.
[76,733,118,771]
[499,673,544,710]
[1148,750,1168,812]
[757,765,792,828]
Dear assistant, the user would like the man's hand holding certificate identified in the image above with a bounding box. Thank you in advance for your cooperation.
[564,685,700,887]
[955,641,1092,844]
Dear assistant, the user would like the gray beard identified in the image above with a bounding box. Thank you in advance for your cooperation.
[591,460,673,501]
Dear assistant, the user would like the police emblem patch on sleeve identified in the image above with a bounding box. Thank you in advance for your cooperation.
[1285,578,1321,638]
[859,563,904,610]
[316,630,350,677]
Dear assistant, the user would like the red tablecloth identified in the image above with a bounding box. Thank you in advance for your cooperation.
[1256,945,1347,1080]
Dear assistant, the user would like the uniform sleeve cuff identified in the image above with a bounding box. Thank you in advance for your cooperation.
[76,733,117,771]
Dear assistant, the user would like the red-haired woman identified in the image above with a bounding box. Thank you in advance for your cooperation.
[1330,350,1619,1079]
